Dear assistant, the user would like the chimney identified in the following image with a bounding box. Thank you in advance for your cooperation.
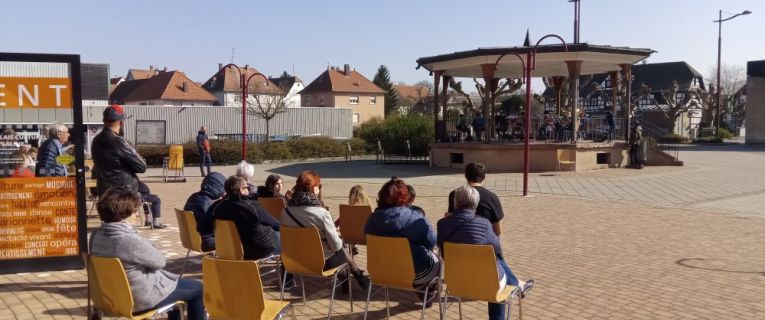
[149,65,154,71]
[245,64,249,70]
[163,66,168,72]
[218,63,223,70]
[344,64,350,76]
[182,82,188,92]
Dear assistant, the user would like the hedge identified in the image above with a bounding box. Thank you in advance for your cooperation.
[658,133,689,144]
[358,114,434,156]
[136,137,368,167]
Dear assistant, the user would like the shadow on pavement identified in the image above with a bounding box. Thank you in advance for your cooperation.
[269,160,461,179]
[679,143,765,153]
[675,258,765,276]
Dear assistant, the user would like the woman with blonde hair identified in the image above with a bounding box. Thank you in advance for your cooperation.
[348,185,371,206]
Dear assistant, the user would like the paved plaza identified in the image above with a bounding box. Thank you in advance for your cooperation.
[2,143,765,319]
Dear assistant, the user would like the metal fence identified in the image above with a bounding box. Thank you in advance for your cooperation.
[445,116,626,143]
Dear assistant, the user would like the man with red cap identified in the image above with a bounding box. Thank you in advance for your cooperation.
[91,105,147,198]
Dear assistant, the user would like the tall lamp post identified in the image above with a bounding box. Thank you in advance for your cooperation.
[218,64,269,160]
[715,9,751,137]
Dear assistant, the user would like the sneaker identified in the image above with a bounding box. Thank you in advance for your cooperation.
[352,270,370,290]
[151,223,169,229]
[517,279,534,299]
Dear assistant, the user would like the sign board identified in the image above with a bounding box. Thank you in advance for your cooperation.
[135,120,166,145]
[0,53,85,274]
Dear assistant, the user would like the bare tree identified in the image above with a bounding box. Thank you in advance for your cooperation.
[642,80,703,134]
[245,80,294,143]
[705,64,746,128]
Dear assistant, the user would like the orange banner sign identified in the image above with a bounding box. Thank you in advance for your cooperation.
[0,177,79,259]
[0,77,72,108]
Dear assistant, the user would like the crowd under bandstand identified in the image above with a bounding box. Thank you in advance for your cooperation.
[416,41,655,181]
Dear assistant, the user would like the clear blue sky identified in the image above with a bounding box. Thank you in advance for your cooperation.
[2,0,762,89]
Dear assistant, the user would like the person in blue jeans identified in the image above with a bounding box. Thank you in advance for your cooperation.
[89,188,206,320]
[197,126,212,177]
[438,185,532,320]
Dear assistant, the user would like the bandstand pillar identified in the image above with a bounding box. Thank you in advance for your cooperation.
[620,64,633,141]
[566,60,582,143]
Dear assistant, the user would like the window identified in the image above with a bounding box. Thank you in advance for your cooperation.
[305,96,311,106]
[349,95,359,104]
[370,96,377,104]
[352,113,360,124]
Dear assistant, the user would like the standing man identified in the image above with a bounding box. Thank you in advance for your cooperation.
[606,109,615,141]
[629,120,644,169]
[92,105,146,196]
[447,162,505,236]
[196,126,211,177]
[35,122,69,177]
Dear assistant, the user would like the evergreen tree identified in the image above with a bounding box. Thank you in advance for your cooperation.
[373,65,399,116]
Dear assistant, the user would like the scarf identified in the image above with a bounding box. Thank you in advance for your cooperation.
[288,191,322,207]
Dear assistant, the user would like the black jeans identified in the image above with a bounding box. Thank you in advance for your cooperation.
[142,193,161,219]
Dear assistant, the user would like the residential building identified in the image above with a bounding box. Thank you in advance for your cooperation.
[300,64,385,126]
[109,76,125,95]
[201,64,281,107]
[109,70,216,106]
[269,74,303,108]
[125,66,161,81]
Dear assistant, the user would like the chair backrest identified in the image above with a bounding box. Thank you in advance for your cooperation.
[339,204,372,245]
[202,257,269,319]
[557,148,574,162]
[175,209,203,253]
[443,242,502,301]
[87,255,135,317]
[259,197,286,220]
[366,234,416,290]
[280,225,326,275]
[215,220,244,260]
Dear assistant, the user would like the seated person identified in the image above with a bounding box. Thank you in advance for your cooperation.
[89,187,206,320]
[407,184,425,216]
[235,160,258,199]
[184,172,226,251]
[257,174,287,200]
[138,181,167,229]
[438,185,531,320]
[280,171,369,289]
[207,176,281,261]
[365,177,440,305]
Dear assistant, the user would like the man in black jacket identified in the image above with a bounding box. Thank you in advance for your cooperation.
[91,105,146,196]
[35,123,69,177]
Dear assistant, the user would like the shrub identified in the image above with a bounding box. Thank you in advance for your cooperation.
[693,136,723,143]
[358,114,434,156]
[284,136,343,159]
[718,127,733,139]
[658,133,689,144]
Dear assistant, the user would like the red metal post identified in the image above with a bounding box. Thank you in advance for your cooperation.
[241,73,247,160]
[433,71,441,142]
[523,51,532,197]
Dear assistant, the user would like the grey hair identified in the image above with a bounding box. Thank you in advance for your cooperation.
[235,160,255,182]
[453,185,480,211]
[48,122,68,139]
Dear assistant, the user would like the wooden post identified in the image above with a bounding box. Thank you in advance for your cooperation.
[552,76,565,115]
[442,75,451,121]
[620,64,633,141]
[433,71,442,142]
[608,71,619,115]
[481,64,496,142]
[566,60,582,143]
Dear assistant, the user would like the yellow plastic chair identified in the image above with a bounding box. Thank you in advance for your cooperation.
[214,219,244,260]
[556,149,576,175]
[442,242,523,320]
[203,257,294,319]
[278,225,352,319]
[175,209,215,278]
[363,234,442,320]
[87,255,186,319]
[259,197,286,220]
[338,204,372,261]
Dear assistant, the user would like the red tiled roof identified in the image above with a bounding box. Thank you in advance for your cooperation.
[300,68,385,94]
[127,69,157,80]
[110,71,216,103]
[394,84,431,101]
[202,65,282,95]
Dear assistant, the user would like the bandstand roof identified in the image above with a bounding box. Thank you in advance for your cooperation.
[416,43,654,78]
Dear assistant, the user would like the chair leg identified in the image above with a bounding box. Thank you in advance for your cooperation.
[301,276,307,305]
[363,284,373,320]
[385,287,390,319]
[505,300,512,320]
[458,297,463,320]
[328,272,339,319]
[179,249,190,279]
[348,267,353,312]
[280,269,289,301]
[421,281,431,320]
[518,295,523,320]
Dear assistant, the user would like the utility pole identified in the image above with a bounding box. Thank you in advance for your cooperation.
[569,0,581,43]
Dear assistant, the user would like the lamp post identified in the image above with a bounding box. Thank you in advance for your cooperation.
[714,9,751,137]
[568,0,581,43]
[218,64,269,160]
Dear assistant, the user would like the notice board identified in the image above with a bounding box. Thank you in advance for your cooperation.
[0,53,85,273]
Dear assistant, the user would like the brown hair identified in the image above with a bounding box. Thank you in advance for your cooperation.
[224,176,247,197]
[377,177,410,207]
[97,187,142,223]
[464,162,486,183]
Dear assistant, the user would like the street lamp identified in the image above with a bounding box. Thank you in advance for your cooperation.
[217,64,269,160]
[715,9,751,137]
